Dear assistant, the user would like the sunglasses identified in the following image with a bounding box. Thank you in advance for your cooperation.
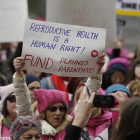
[15,119,41,132]
[48,107,67,112]
[7,95,16,103]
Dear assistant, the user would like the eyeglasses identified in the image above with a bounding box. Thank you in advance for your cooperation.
[48,107,67,112]
[28,87,41,91]
[14,119,41,132]
[7,95,16,103]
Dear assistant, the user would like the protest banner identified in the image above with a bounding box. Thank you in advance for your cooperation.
[116,0,140,16]
[22,19,106,77]
[47,0,116,48]
[0,0,28,42]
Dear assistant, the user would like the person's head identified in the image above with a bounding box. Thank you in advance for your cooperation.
[106,84,131,98]
[106,84,131,122]
[25,74,41,103]
[10,116,42,140]
[125,57,140,85]
[111,99,140,140]
[26,70,42,79]
[74,83,106,117]
[107,58,130,86]
[33,89,68,128]
[0,84,16,118]
[128,81,140,98]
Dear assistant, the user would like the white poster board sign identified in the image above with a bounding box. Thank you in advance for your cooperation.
[0,0,28,43]
[22,19,106,77]
[116,0,140,16]
[47,0,116,48]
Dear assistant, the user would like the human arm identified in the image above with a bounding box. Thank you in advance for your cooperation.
[109,91,128,112]
[64,92,95,140]
[13,57,35,117]
[83,53,105,94]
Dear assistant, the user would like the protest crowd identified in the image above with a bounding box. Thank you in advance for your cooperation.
[0,0,140,140]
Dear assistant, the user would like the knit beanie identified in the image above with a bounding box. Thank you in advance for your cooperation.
[108,57,130,74]
[108,63,127,74]
[0,84,14,104]
[106,84,131,97]
[33,89,68,113]
[25,74,40,86]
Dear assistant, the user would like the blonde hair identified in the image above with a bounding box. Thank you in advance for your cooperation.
[74,84,102,117]
[129,81,140,95]
[74,85,85,106]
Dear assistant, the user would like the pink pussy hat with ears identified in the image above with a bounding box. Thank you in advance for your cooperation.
[33,89,68,113]
[0,84,14,105]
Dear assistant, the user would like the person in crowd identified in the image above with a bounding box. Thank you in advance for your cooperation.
[106,84,131,122]
[72,84,112,139]
[64,91,96,140]
[125,56,140,85]
[127,80,140,98]
[25,74,41,104]
[10,116,42,140]
[0,84,16,139]
[70,53,112,139]
[0,42,23,84]
[105,37,132,60]
[25,69,49,80]
[67,77,87,108]
[102,57,130,90]
[41,74,70,102]
[13,57,73,140]
[64,90,129,140]
[13,52,106,139]
[110,93,140,140]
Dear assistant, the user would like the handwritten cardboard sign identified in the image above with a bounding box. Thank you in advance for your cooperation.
[0,0,28,43]
[22,19,106,77]
[47,0,116,48]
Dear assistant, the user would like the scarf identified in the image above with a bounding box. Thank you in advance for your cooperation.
[86,109,112,127]
[51,75,70,102]
[2,118,12,129]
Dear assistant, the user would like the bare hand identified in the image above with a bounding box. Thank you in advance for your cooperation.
[96,53,105,72]
[13,57,25,74]
[72,91,95,128]
[109,91,128,112]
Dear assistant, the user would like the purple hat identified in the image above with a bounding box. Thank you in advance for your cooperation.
[33,89,68,113]
[0,84,14,104]
[108,57,130,74]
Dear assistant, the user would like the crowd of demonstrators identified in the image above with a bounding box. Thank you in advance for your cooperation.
[0,31,140,140]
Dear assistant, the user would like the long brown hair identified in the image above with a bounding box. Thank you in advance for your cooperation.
[111,99,140,140]
[125,57,140,85]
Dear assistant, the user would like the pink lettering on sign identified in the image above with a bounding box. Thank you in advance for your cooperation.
[24,54,53,69]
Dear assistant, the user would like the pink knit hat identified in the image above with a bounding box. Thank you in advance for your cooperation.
[0,84,14,104]
[33,89,68,113]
